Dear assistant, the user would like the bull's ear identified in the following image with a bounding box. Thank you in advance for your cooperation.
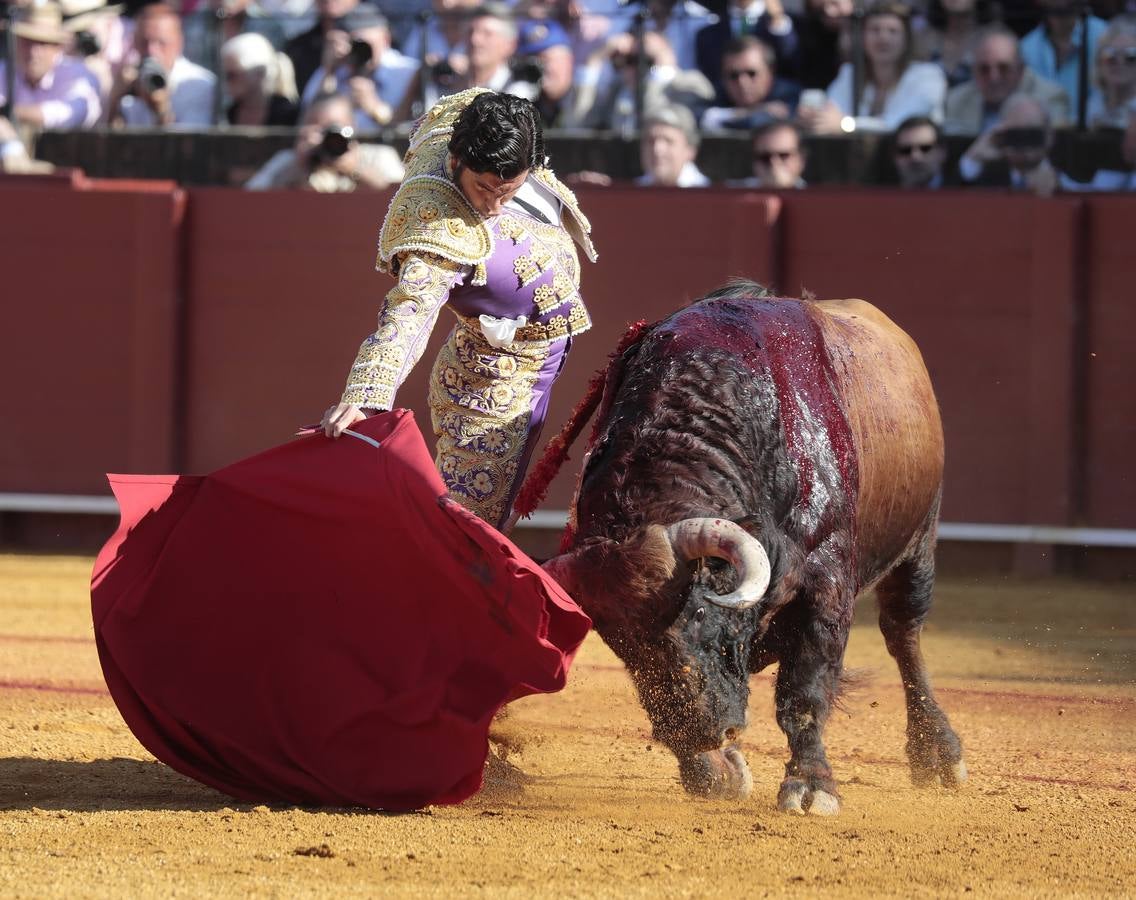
[541,525,678,625]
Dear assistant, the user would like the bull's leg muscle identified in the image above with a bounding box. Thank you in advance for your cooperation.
[773,593,851,815]
[876,540,966,788]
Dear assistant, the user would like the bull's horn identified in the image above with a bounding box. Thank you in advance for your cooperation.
[665,518,770,611]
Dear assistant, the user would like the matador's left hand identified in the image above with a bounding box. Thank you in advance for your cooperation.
[321,402,370,438]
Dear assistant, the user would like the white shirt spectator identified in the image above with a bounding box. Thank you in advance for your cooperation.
[0,57,102,128]
[635,161,711,187]
[119,56,216,126]
[827,61,947,131]
[246,142,405,191]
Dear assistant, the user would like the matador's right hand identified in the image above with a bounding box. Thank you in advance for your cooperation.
[321,402,370,438]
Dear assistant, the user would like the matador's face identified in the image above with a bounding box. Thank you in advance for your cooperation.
[450,154,529,217]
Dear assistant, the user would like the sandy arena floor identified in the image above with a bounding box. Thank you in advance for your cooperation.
[0,553,1133,898]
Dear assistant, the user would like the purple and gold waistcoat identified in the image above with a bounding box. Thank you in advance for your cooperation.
[447,207,592,345]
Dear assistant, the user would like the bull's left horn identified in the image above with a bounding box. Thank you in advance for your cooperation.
[665,518,770,611]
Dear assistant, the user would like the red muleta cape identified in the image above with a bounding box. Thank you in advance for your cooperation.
[91,410,590,811]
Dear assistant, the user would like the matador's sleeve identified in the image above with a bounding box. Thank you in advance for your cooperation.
[340,252,467,411]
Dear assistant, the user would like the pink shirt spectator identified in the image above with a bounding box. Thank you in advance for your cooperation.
[0,58,102,128]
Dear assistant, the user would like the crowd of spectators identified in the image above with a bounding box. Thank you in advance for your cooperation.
[1,0,1134,192]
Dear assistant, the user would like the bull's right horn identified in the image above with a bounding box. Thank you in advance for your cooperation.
[665,518,770,611]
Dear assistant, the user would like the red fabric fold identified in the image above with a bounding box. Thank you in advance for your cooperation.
[91,410,590,811]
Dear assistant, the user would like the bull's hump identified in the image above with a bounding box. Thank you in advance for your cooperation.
[656,296,860,549]
[655,297,800,366]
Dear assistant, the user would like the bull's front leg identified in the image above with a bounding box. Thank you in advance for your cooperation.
[773,590,853,816]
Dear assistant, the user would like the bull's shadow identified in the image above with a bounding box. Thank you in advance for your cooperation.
[0,757,234,812]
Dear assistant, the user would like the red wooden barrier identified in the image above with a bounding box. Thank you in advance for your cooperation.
[0,183,183,494]
[1083,197,1136,529]
[3,182,1133,535]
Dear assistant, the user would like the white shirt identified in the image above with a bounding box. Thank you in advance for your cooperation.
[635,161,711,187]
[120,56,216,127]
[827,61,946,132]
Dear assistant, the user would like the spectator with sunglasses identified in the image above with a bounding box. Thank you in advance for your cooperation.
[944,25,1069,134]
[1087,15,1136,130]
[958,92,1069,195]
[891,115,956,188]
[701,36,798,131]
[729,119,807,187]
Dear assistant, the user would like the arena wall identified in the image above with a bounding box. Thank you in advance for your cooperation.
[2,180,1134,560]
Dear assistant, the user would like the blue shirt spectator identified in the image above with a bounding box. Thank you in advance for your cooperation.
[1019,2,1107,107]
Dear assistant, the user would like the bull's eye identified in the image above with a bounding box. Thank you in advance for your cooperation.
[693,607,706,623]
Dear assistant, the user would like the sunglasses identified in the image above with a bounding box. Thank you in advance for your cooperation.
[1101,47,1136,64]
[726,68,764,81]
[895,142,936,156]
[754,150,797,164]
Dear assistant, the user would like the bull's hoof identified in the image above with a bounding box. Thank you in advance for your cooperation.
[678,747,753,800]
[912,756,968,788]
[908,732,967,789]
[777,777,841,816]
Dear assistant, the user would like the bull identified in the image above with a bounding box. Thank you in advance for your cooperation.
[540,282,965,814]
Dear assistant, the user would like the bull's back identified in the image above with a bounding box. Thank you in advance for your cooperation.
[812,299,944,588]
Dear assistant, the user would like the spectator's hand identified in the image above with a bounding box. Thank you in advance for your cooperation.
[320,403,370,438]
[294,123,325,166]
[348,76,391,125]
[12,105,44,127]
[564,170,612,186]
[641,32,676,68]
[139,83,173,124]
[962,125,1003,165]
[321,29,351,71]
[329,141,362,177]
[759,100,791,120]
[797,99,842,134]
[766,0,790,29]
[1023,159,1058,198]
[592,31,635,64]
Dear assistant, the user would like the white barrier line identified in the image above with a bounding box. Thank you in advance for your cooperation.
[2,495,1135,548]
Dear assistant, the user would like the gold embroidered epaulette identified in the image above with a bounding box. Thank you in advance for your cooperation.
[530,167,598,264]
[405,87,493,161]
[377,174,493,282]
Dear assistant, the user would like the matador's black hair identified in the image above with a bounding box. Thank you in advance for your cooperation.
[448,92,546,179]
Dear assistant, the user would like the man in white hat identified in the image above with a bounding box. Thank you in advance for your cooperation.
[0,2,102,128]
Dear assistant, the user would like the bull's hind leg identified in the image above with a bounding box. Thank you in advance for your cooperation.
[876,537,966,788]
[773,588,853,816]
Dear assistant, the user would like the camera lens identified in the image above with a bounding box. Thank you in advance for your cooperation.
[347,38,374,71]
[318,125,355,161]
[137,56,168,92]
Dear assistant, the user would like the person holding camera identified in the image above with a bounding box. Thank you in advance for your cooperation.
[318,88,597,532]
[958,92,1067,195]
[106,3,216,127]
[0,3,102,129]
[575,28,715,131]
[403,3,538,118]
[299,4,419,130]
[515,19,583,128]
[244,92,405,190]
